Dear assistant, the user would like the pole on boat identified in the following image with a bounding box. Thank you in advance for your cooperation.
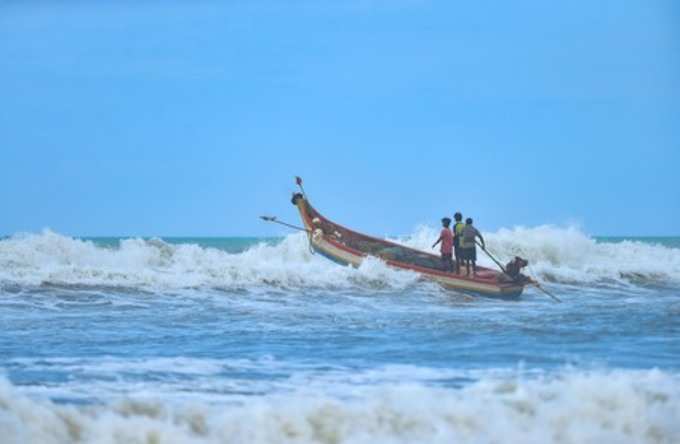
[260,216,315,254]
[259,216,309,232]
[528,279,562,303]
[476,241,561,303]
[476,241,508,274]
[295,176,307,200]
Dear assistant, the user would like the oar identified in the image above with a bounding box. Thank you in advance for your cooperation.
[476,241,508,274]
[528,279,562,303]
[260,216,309,232]
[476,241,561,303]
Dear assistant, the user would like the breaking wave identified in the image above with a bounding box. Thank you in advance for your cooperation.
[1,369,679,444]
[397,225,680,286]
[0,227,678,292]
[0,230,419,292]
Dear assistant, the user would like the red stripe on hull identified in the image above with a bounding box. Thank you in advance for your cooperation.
[294,196,524,298]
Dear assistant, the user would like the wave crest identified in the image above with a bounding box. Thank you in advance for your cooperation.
[0,230,419,292]
[396,225,680,286]
[1,227,678,292]
[1,369,679,444]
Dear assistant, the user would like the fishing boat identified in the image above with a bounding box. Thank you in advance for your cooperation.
[289,181,526,299]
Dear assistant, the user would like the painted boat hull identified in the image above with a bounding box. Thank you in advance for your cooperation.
[292,194,524,299]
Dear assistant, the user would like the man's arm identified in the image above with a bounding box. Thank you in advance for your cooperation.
[477,231,485,249]
[432,236,442,249]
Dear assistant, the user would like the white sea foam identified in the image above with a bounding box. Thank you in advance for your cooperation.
[1,369,678,444]
[0,227,678,292]
[0,230,419,292]
[395,225,680,286]
[4,357,539,404]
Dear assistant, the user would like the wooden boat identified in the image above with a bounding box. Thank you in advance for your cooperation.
[291,190,525,299]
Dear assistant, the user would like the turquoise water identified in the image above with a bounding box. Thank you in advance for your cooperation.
[597,236,680,248]
[82,236,282,252]
[1,228,679,443]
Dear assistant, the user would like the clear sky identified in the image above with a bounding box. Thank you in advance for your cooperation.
[1,1,679,237]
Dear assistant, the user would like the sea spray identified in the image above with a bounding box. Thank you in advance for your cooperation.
[395,225,680,286]
[1,228,679,292]
[0,230,419,292]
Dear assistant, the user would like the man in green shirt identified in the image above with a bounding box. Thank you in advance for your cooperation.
[452,212,465,274]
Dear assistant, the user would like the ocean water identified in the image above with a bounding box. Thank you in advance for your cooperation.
[1,227,679,444]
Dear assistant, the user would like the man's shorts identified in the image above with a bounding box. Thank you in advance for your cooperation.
[463,247,476,261]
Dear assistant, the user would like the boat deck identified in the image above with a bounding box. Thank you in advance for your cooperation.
[302,199,513,287]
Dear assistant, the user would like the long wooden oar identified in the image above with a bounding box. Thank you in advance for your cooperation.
[476,241,561,303]
[528,279,562,303]
[260,216,309,232]
[476,241,508,274]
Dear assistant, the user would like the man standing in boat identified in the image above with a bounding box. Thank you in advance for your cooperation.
[432,217,454,272]
[461,218,485,276]
[452,212,465,274]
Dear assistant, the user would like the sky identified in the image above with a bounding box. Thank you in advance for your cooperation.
[1,0,679,237]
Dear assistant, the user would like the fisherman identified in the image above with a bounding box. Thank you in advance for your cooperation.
[504,256,529,282]
[452,212,465,274]
[461,218,485,276]
[432,217,454,272]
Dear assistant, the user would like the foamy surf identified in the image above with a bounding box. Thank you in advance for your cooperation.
[1,369,678,444]
[0,228,678,292]
[0,230,419,292]
[396,225,680,287]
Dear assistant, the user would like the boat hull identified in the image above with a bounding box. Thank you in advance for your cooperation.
[293,194,524,299]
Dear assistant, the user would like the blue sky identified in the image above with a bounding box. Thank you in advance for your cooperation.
[1,0,678,237]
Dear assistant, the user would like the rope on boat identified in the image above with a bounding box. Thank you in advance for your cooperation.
[259,216,309,232]
[259,216,316,255]
[476,241,561,303]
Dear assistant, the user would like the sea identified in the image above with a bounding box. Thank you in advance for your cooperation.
[1,226,679,444]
